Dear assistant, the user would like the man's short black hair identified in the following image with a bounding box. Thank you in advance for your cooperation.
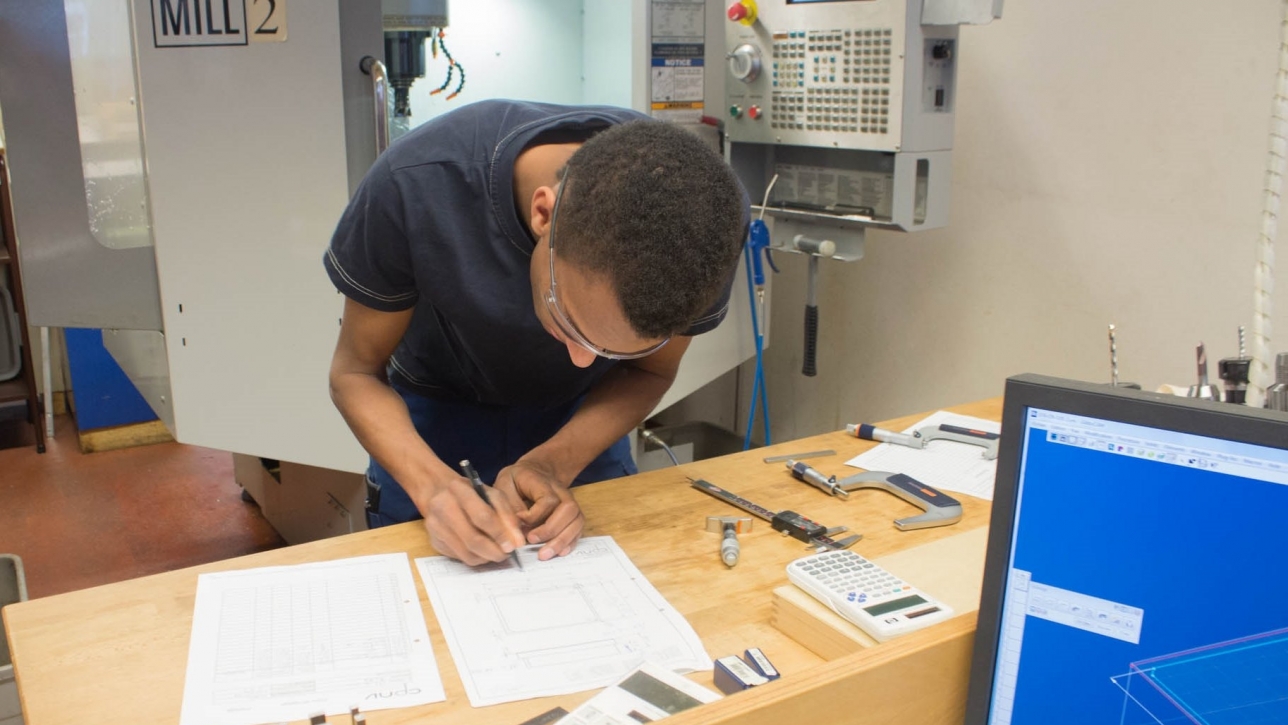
[556,121,746,340]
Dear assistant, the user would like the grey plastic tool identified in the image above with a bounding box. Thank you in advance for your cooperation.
[914,424,1000,460]
[835,471,963,530]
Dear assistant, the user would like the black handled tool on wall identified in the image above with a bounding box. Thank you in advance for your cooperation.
[793,236,835,377]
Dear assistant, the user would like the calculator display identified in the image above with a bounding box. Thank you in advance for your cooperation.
[863,594,928,617]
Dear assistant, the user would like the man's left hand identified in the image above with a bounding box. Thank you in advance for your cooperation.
[494,459,584,561]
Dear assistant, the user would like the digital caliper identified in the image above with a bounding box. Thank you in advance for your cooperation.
[689,478,861,550]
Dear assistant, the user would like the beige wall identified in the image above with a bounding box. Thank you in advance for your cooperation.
[672,0,1288,442]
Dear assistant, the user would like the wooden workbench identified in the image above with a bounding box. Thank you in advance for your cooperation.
[2,398,1002,725]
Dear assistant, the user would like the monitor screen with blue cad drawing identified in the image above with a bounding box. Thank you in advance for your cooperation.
[966,374,1288,725]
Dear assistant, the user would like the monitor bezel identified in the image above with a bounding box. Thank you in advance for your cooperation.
[963,373,1288,724]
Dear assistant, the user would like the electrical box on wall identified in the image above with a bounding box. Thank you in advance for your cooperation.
[723,0,1000,257]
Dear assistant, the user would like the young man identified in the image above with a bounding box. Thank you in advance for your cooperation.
[325,99,746,566]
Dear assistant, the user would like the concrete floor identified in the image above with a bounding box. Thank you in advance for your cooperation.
[0,414,285,600]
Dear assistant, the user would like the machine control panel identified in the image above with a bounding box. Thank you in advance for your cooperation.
[722,0,999,151]
[725,0,918,152]
[765,27,894,137]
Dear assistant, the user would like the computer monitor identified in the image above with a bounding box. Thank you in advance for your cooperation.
[965,374,1288,725]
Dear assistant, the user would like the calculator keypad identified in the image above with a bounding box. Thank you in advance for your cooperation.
[793,550,908,604]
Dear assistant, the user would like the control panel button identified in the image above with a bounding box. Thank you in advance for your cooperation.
[727,43,762,83]
[726,0,757,25]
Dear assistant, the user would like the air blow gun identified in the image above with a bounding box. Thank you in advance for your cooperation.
[747,219,779,321]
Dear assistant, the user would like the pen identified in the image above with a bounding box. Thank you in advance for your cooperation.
[459,459,524,571]
[846,423,921,449]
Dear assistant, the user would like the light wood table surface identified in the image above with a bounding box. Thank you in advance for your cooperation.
[3,397,1002,725]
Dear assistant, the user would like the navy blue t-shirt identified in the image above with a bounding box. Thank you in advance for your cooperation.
[325,100,734,407]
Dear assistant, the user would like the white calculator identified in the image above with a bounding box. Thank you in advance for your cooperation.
[786,549,954,642]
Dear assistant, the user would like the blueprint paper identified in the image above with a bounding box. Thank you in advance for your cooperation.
[415,536,711,707]
[845,410,1000,500]
[179,554,445,725]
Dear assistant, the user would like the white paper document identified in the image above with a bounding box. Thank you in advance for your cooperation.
[180,554,445,725]
[846,410,1001,500]
[415,536,711,707]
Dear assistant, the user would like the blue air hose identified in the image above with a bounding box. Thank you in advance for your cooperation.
[742,223,773,449]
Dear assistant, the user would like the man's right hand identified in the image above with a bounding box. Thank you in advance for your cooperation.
[411,474,528,566]
[329,297,527,567]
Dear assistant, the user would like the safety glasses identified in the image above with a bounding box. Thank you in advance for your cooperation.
[543,170,670,360]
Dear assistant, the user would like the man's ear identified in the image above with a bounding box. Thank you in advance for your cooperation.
[529,185,557,240]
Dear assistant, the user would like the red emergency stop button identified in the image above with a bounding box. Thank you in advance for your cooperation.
[727,1,757,25]
[748,105,762,120]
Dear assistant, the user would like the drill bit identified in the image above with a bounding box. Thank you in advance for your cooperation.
[1109,324,1119,386]
[1105,324,1140,388]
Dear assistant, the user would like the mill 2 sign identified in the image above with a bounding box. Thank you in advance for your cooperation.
[150,0,285,48]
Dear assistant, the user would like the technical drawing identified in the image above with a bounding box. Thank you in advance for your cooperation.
[1112,627,1288,724]
[491,583,600,634]
[415,536,710,707]
[182,554,444,725]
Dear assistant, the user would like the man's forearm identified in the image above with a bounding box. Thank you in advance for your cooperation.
[520,363,675,484]
[330,372,456,498]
